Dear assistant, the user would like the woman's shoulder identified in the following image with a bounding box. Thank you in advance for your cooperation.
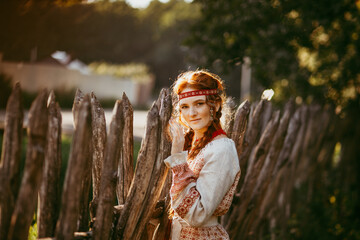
[208,135,236,149]
[200,136,239,169]
[201,136,237,157]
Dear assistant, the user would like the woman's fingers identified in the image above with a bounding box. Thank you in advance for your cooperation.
[169,120,177,138]
[169,119,183,138]
[169,119,185,154]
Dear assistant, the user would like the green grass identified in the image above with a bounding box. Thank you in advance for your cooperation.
[28,215,37,240]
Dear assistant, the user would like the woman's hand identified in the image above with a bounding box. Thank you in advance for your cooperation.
[169,118,185,155]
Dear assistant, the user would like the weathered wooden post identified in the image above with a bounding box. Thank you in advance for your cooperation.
[117,93,134,205]
[227,110,280,238]
[55,94,92,240]
[73,90,93,232]
[90,92,107,218]
[222,99,250,226]
[223,97,237,135]
[230,100,250,168]
[237,102,294,239]
[38,91,63,238]
[254,105,309,239]
[7,89,49,240]
[149,88,172,239]
[116,89,172,240]
[93,99,124,240]
[0,83,23,240]
[115,102,160,239]
[251,101,294,203]
[238,100,268,188]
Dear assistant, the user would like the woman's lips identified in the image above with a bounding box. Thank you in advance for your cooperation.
[190,119,201,122]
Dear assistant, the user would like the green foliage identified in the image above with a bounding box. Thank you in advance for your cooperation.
[89,62,152,83]
[138,0,202,89]
[287,181,360,240]
[60,134,72,190]
[28,215,37,240]
[187,0,360,109]
[0,1,143,63]
[0,0,200,92]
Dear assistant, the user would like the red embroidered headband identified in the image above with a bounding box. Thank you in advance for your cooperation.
[178,89,218,100]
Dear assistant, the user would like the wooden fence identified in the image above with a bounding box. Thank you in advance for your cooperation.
[0,83,356,239]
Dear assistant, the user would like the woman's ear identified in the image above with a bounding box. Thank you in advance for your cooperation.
[215,102,221,112]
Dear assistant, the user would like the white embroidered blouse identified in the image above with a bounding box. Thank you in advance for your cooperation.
[164,137,241,240]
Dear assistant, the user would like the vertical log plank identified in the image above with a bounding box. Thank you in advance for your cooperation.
[115,102,160,240]
[221,100,250,226]
[55,94,92,240]
[239,101,294,238]
[261,105,309,222]
[72,89,84,129]
[238,100,268,188]
[73,91,93,232]
[251,101,294,201]
[223,97,237,135]
[259,101,273,135]
[7,89,48,240]
[146,88,172,240]
[117,93,134,205]
[38,91,62,237]
[230,100,250,169]
[93,100,124,240]
[227,111,280,238]
[0,83,23,240]
[90,92,106,218]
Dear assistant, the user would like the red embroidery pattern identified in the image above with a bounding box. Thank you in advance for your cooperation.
[170,163,196,199]
[187,155,205,178]
[213,171,241,216]
[179,224,229,240]
[175,187,200,218]
[178,89,218,100]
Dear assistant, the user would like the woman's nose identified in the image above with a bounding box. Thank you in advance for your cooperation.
[189,107,197,116]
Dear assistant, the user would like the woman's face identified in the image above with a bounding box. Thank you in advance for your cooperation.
[178,87,212,136]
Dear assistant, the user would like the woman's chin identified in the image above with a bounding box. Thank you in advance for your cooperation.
[191,126,209,133]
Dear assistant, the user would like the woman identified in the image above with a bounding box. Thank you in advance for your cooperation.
[164,70,241,239]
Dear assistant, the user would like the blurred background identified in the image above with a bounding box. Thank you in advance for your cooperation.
[1,0,359,110]
[0,0,359,239]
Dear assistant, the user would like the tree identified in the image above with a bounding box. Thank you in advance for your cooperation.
[139,0,201,89]
[0,0,200,92]
[0,1,148,63]
[186,0,360,109]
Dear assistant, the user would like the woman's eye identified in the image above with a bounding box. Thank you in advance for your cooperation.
[180,105,188,109]
[197,102,204,106]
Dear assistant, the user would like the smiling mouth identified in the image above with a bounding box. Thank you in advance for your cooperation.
[190,119,201,122]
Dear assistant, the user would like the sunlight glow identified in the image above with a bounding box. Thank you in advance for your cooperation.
[261,89,275,101]
[126,0,192,9]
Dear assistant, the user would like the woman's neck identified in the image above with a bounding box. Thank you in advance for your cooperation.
[193,129,206,142]
[192,127,226,146]
[191,131,202,147]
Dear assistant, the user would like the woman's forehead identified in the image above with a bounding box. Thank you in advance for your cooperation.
[179,95,206,105]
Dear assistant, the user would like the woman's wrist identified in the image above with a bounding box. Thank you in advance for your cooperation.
[164,151,187,168]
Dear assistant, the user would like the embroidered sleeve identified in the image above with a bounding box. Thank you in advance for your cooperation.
[175,187,200,218]
[170,139,240,227]
[170,163,197,199]
[164,151,197,199]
